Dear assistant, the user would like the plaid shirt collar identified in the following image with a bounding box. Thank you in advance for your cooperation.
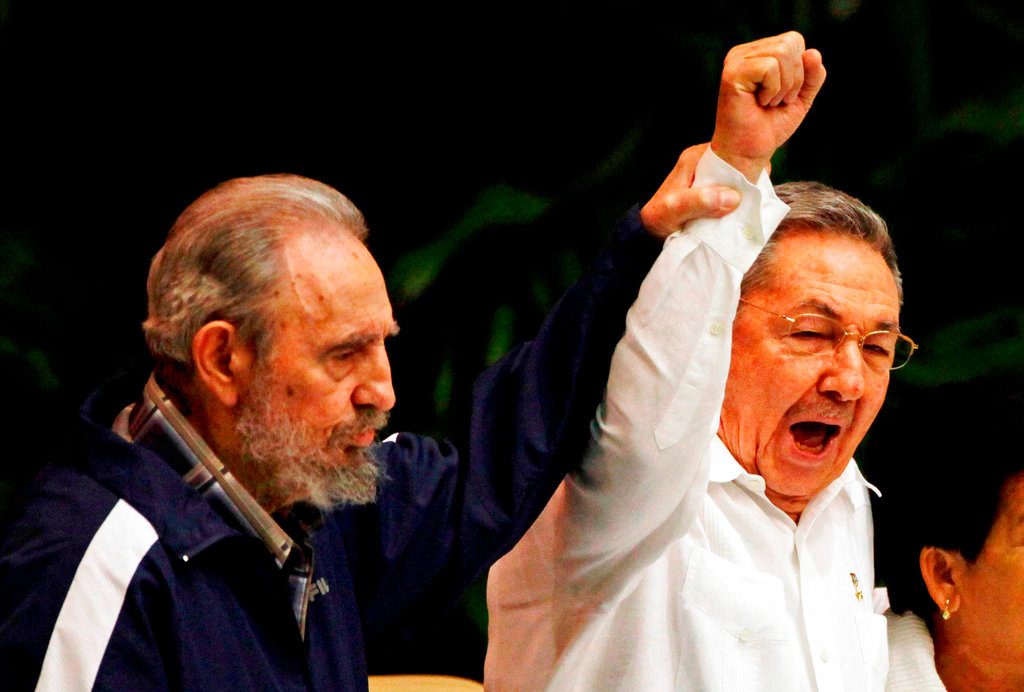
[113,374,323,636]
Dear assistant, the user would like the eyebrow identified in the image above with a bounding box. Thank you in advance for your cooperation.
[328,321,401,353]
[794,301,900,332]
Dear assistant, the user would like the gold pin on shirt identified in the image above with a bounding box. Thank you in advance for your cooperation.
[850,572,864,601]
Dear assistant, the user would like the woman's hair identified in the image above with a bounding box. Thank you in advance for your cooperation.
[871,378,1024,619]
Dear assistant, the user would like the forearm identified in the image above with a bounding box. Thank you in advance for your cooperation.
[461,209,663,569]
[364,212,663,627]
[560,150,789,602]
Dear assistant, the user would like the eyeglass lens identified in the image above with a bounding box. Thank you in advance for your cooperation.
[784,314,914,370]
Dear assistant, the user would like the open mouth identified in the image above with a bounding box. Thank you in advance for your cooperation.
[790,422,840,454]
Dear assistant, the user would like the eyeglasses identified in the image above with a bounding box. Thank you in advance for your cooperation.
[738,298,919,371]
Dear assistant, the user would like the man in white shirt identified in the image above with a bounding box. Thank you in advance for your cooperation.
[487,32,915,691]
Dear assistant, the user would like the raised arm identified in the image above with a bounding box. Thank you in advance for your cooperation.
[358,141,745,634]
[557,32,825,605]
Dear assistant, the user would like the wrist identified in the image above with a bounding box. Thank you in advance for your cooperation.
[709,141,769,184]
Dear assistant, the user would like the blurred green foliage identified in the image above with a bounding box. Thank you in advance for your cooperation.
[0,237,59,389]
[936,87,1024,145]
[391,185,551,303]
[896,307,1024,386]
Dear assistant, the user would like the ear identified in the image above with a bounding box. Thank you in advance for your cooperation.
[191,320,256,409]
[920,546,963,615]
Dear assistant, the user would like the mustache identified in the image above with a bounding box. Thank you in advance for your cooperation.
[327,408,391,447]
[785,401,853,427]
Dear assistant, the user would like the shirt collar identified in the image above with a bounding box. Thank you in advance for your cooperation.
[116,374,302,568]
[708,435,745,484]
[707,433,881,502]
[852,462,881,499]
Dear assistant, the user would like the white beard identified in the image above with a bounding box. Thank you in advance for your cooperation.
[234,371,389,511]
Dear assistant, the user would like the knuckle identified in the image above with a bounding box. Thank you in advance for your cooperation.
[782,31,805,52]
[679,143,705,162]
[725,43,744,58]
[723,45,746,65]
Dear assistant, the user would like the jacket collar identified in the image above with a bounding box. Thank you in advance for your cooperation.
[78,371,310,564]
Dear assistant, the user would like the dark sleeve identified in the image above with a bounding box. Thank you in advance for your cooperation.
[0,470,172,691]
[352,209,661,631]
[0,471,116,690]
[90,561,176,692]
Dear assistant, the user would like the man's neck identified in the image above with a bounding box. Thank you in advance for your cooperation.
[763,488,805,523]
[934,621,1024,692]
[154,368,248,485]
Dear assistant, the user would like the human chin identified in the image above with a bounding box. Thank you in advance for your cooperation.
[284,410,390,508]
[300,443,383,510]
[761,422,850,501]
[236,392,388,510]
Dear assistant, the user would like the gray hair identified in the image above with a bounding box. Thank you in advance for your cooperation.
[143,174,369,367]
[741,181,903,304]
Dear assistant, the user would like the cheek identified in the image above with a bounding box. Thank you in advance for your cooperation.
[725,347,777,408]
[864,373,890,407]
[962,556,1024,637]
[720,377,763,439]
[850,379,889,432]
[312,391,356,427]
[278,381,353,426]
[724,356,790,423]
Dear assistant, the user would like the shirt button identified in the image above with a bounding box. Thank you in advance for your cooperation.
[709,321,724,336]
[739,629,752,642]
[740,224,756,241]
[820,648,829,663]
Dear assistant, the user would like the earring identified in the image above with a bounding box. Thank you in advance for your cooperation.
[941,598,951,621]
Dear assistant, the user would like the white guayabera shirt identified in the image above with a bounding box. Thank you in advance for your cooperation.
[486,151,889,691]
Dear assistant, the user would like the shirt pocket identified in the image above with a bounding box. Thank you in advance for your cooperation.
[855,611,889,687]
[681,547,788,642]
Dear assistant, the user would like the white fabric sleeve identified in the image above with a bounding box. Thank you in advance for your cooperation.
[558,149,790,606]
[884,611,946,691]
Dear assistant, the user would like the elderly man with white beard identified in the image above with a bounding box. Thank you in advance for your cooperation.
[0,83,762,688]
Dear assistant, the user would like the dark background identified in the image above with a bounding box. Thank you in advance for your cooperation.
[2,0,1023,680]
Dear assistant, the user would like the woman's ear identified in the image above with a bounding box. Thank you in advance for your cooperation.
[920,546,963,618]
[191,321,255,409]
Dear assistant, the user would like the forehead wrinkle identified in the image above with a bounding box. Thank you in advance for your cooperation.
[772,233,900,298]
[279,239,331,322]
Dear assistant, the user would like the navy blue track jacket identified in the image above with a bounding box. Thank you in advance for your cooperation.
[0,211,659,690]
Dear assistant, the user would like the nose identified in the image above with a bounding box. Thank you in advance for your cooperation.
[353,344,396,411]
[818,336,866,402]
